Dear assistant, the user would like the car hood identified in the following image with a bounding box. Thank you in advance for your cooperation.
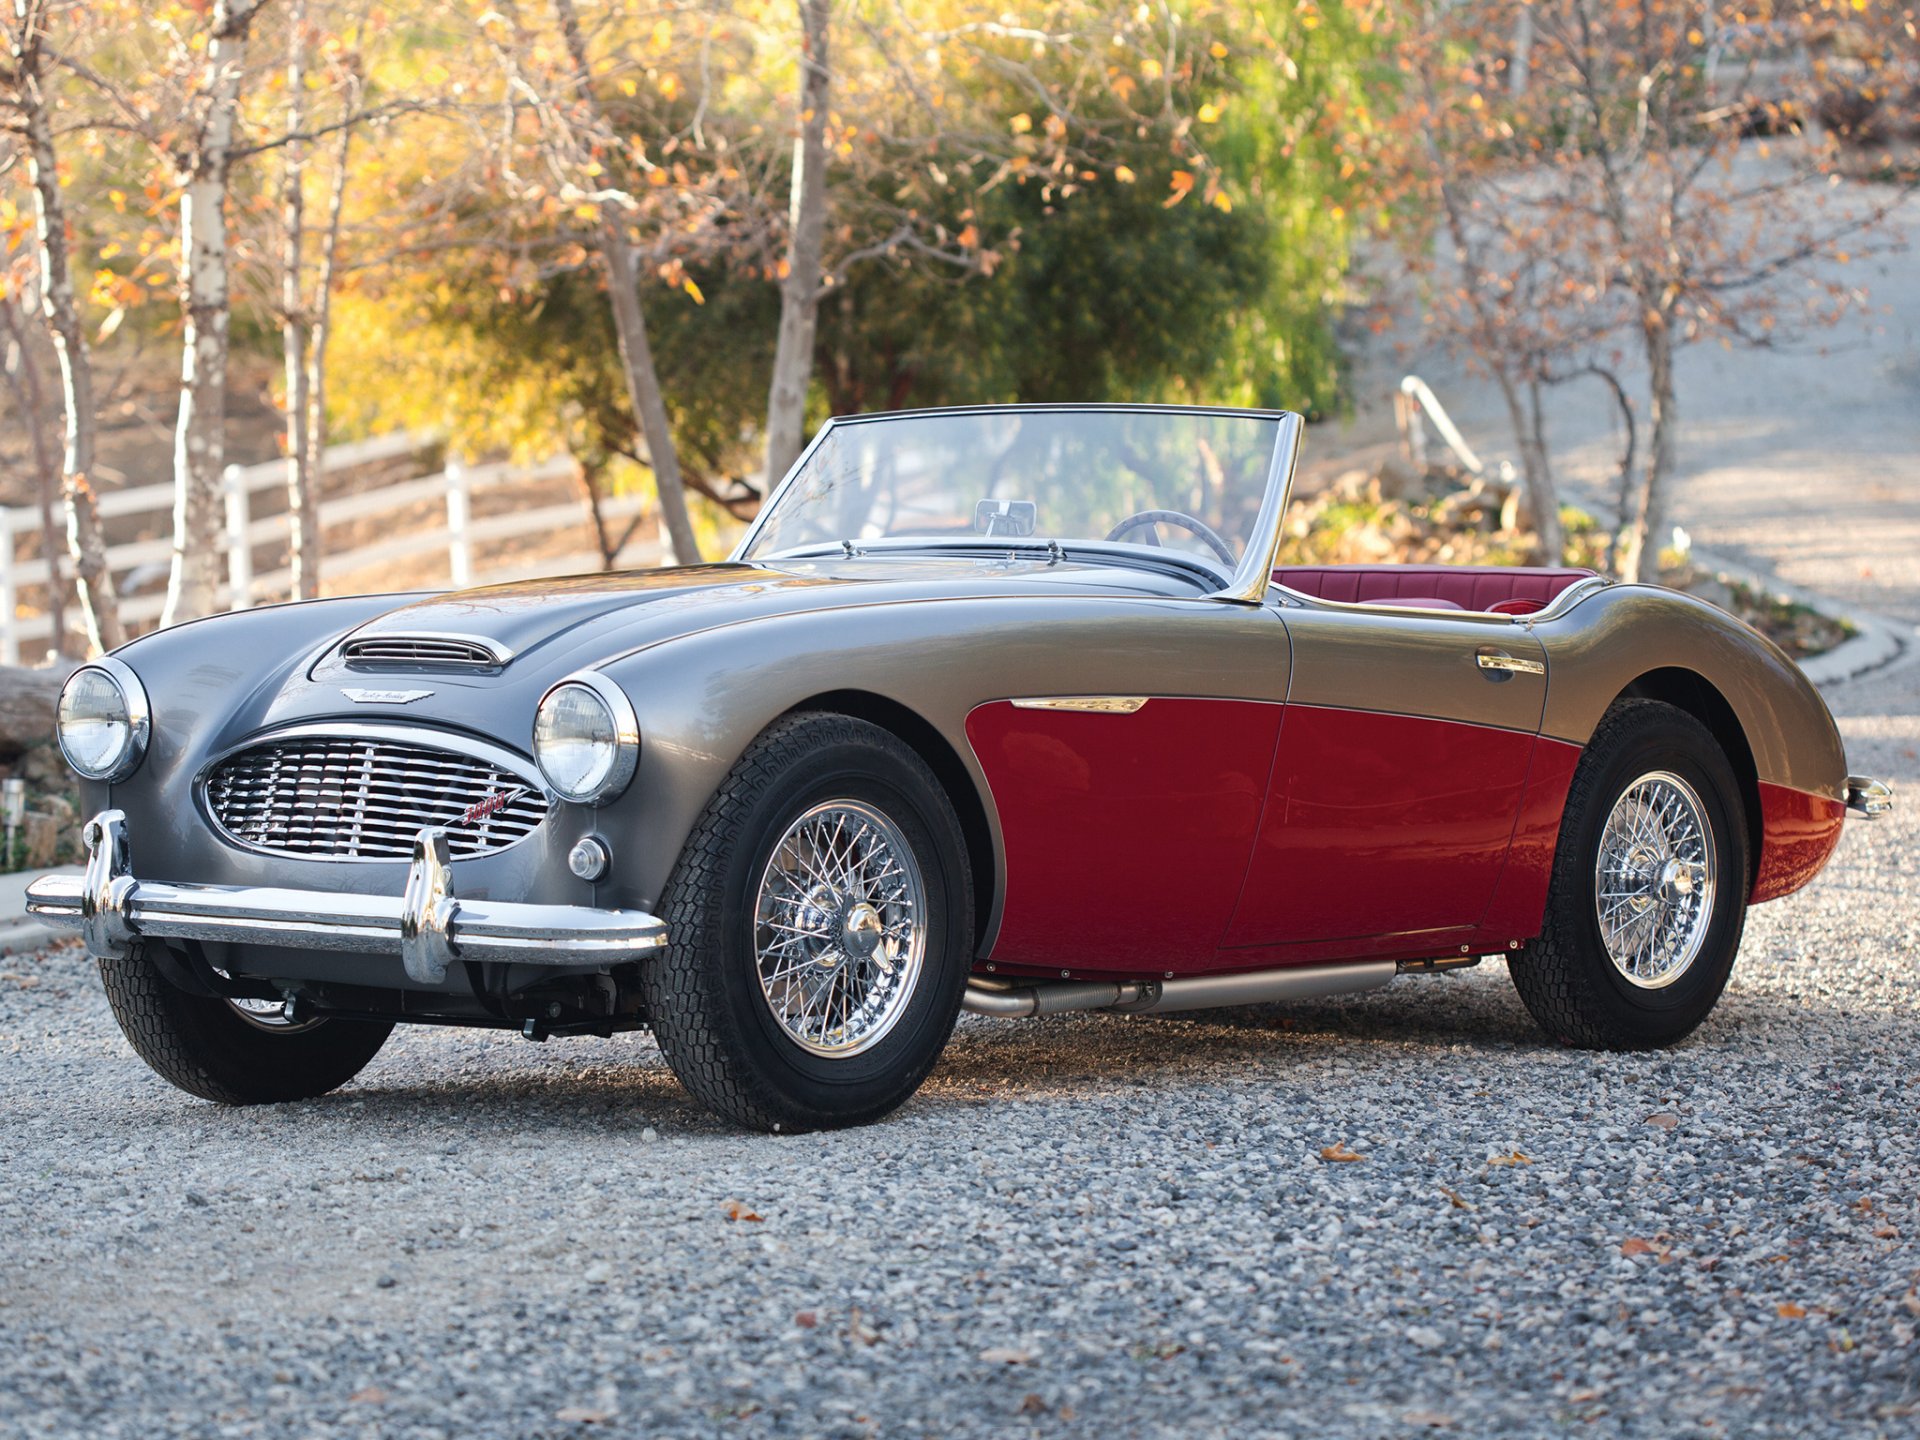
[252,554,1183,748]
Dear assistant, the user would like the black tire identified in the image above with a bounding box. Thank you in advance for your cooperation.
[1509,699,1750,1049]
[97,944,394,1104]
[642,713,973,1132]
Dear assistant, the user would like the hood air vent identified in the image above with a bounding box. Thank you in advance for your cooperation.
[341,633,512,668]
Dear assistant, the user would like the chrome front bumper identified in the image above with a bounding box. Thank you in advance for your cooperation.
[26,810,667,985]
[1845,775,1895,819]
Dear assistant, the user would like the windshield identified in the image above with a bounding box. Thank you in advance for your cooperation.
[739,407,1288,577]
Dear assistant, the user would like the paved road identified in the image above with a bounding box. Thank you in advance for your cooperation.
[3,199,1917,1440]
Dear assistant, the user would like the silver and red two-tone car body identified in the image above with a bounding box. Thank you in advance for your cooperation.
[28,405,1891,1124]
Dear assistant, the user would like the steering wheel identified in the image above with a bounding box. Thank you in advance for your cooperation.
[1104,509,1236,566]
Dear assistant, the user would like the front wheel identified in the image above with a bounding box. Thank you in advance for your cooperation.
[1509,699,1750,1049]
[97,944,394,1103]
[643,713,974,1131]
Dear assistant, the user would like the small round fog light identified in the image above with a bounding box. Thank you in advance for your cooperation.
[568,835,611,882]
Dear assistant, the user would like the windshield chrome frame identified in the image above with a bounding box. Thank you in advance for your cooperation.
[731,403,1302,604]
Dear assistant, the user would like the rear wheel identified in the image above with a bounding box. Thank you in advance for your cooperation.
[643,713,973,1132]
[1508,700,1750,1049]
[97,943,394,1103]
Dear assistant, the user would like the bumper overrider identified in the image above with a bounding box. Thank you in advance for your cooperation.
[26,810,667,985]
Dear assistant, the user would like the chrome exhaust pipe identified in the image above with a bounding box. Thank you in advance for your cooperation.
[963,960,1398,1019]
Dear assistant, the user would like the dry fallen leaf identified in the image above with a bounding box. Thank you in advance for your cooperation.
[348,1387,389,1405]
[1020,1394,1049,1414]
[1439,1186,1473,1210]
[793,1310,818,1329]
[980,1346,1033,1365]
[723,1199,763,1223]
[1646,1112,1680,1130]
[1777,1303,1807,1319]
[1874,1226,1899,1239]
[1620,1237,1659,1257]
[1320,1142,1366,1163]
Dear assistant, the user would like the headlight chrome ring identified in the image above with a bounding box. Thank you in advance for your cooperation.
[56,656,151,782]
[532,671,639,805]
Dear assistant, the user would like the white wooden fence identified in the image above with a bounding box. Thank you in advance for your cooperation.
[0,433,664,664]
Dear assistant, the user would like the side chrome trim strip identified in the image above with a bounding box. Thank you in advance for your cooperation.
[1008,696,1151,714]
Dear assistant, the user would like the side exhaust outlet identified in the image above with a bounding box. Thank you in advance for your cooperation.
[963,960,1399,1019]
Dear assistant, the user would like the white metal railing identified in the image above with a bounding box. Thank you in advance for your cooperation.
[0,433,664,663]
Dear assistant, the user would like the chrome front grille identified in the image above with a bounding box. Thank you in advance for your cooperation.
[206,733,549,860]
[341,635,507,667]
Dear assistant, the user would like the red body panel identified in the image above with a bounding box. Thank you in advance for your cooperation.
[1752,782,1846,903]
[967,698,1281,973]
[1474,736,1583,944]
[1224,706,1538,947]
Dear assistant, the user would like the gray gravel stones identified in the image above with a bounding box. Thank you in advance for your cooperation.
[1,658,1916,1438]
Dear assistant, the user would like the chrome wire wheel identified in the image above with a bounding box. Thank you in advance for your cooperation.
[1594,770,1718,990]
[753,798,928,1057]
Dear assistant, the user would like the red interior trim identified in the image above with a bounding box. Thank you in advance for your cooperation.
[1272,565,1597,614]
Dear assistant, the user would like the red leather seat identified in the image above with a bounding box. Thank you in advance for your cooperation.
[1272,565,1596,613]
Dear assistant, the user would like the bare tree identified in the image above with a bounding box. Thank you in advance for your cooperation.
[0,287,69,651]
[760,0,829,483]
[164,0,269,626]
[1,0,122,652]
[1405,0,1916,581]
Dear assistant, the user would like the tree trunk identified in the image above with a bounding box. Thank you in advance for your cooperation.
[300,118,355,594]
[762,0,832,485]
[164,0,257,627]
[1524,379,1563,562]
[551,0,701,566]
[1619,323,1679,584]
[281,0,316,601]
[1494,370,1563,563]
[0,661,76,757]
[598,230,701,564]
[19,46,123,654]
[0,296,70,655]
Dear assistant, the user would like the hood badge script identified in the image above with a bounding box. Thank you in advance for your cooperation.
[342,687,435,705]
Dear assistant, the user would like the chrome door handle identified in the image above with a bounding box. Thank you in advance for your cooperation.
[1477,653,1544,676]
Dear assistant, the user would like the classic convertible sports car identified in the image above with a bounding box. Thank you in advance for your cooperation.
[30,404,1893,1130]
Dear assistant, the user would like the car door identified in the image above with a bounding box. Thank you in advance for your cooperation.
[1222,601,1549,955]
[965,604,1292,975]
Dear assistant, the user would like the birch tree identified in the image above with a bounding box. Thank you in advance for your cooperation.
[164,0,269,626]
[275,0,365,599]
[1,0,122,652]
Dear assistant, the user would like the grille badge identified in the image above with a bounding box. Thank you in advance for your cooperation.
[342,688,434,705]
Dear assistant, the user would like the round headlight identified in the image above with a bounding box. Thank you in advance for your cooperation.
[533,674,638,804]
[56,657,151,782]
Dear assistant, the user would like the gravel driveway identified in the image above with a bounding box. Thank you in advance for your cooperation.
[1,662,1914,1438]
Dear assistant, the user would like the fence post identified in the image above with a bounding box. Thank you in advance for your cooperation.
[224,463,253,610]
[0,510,18,666]
[445,460,473,587]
